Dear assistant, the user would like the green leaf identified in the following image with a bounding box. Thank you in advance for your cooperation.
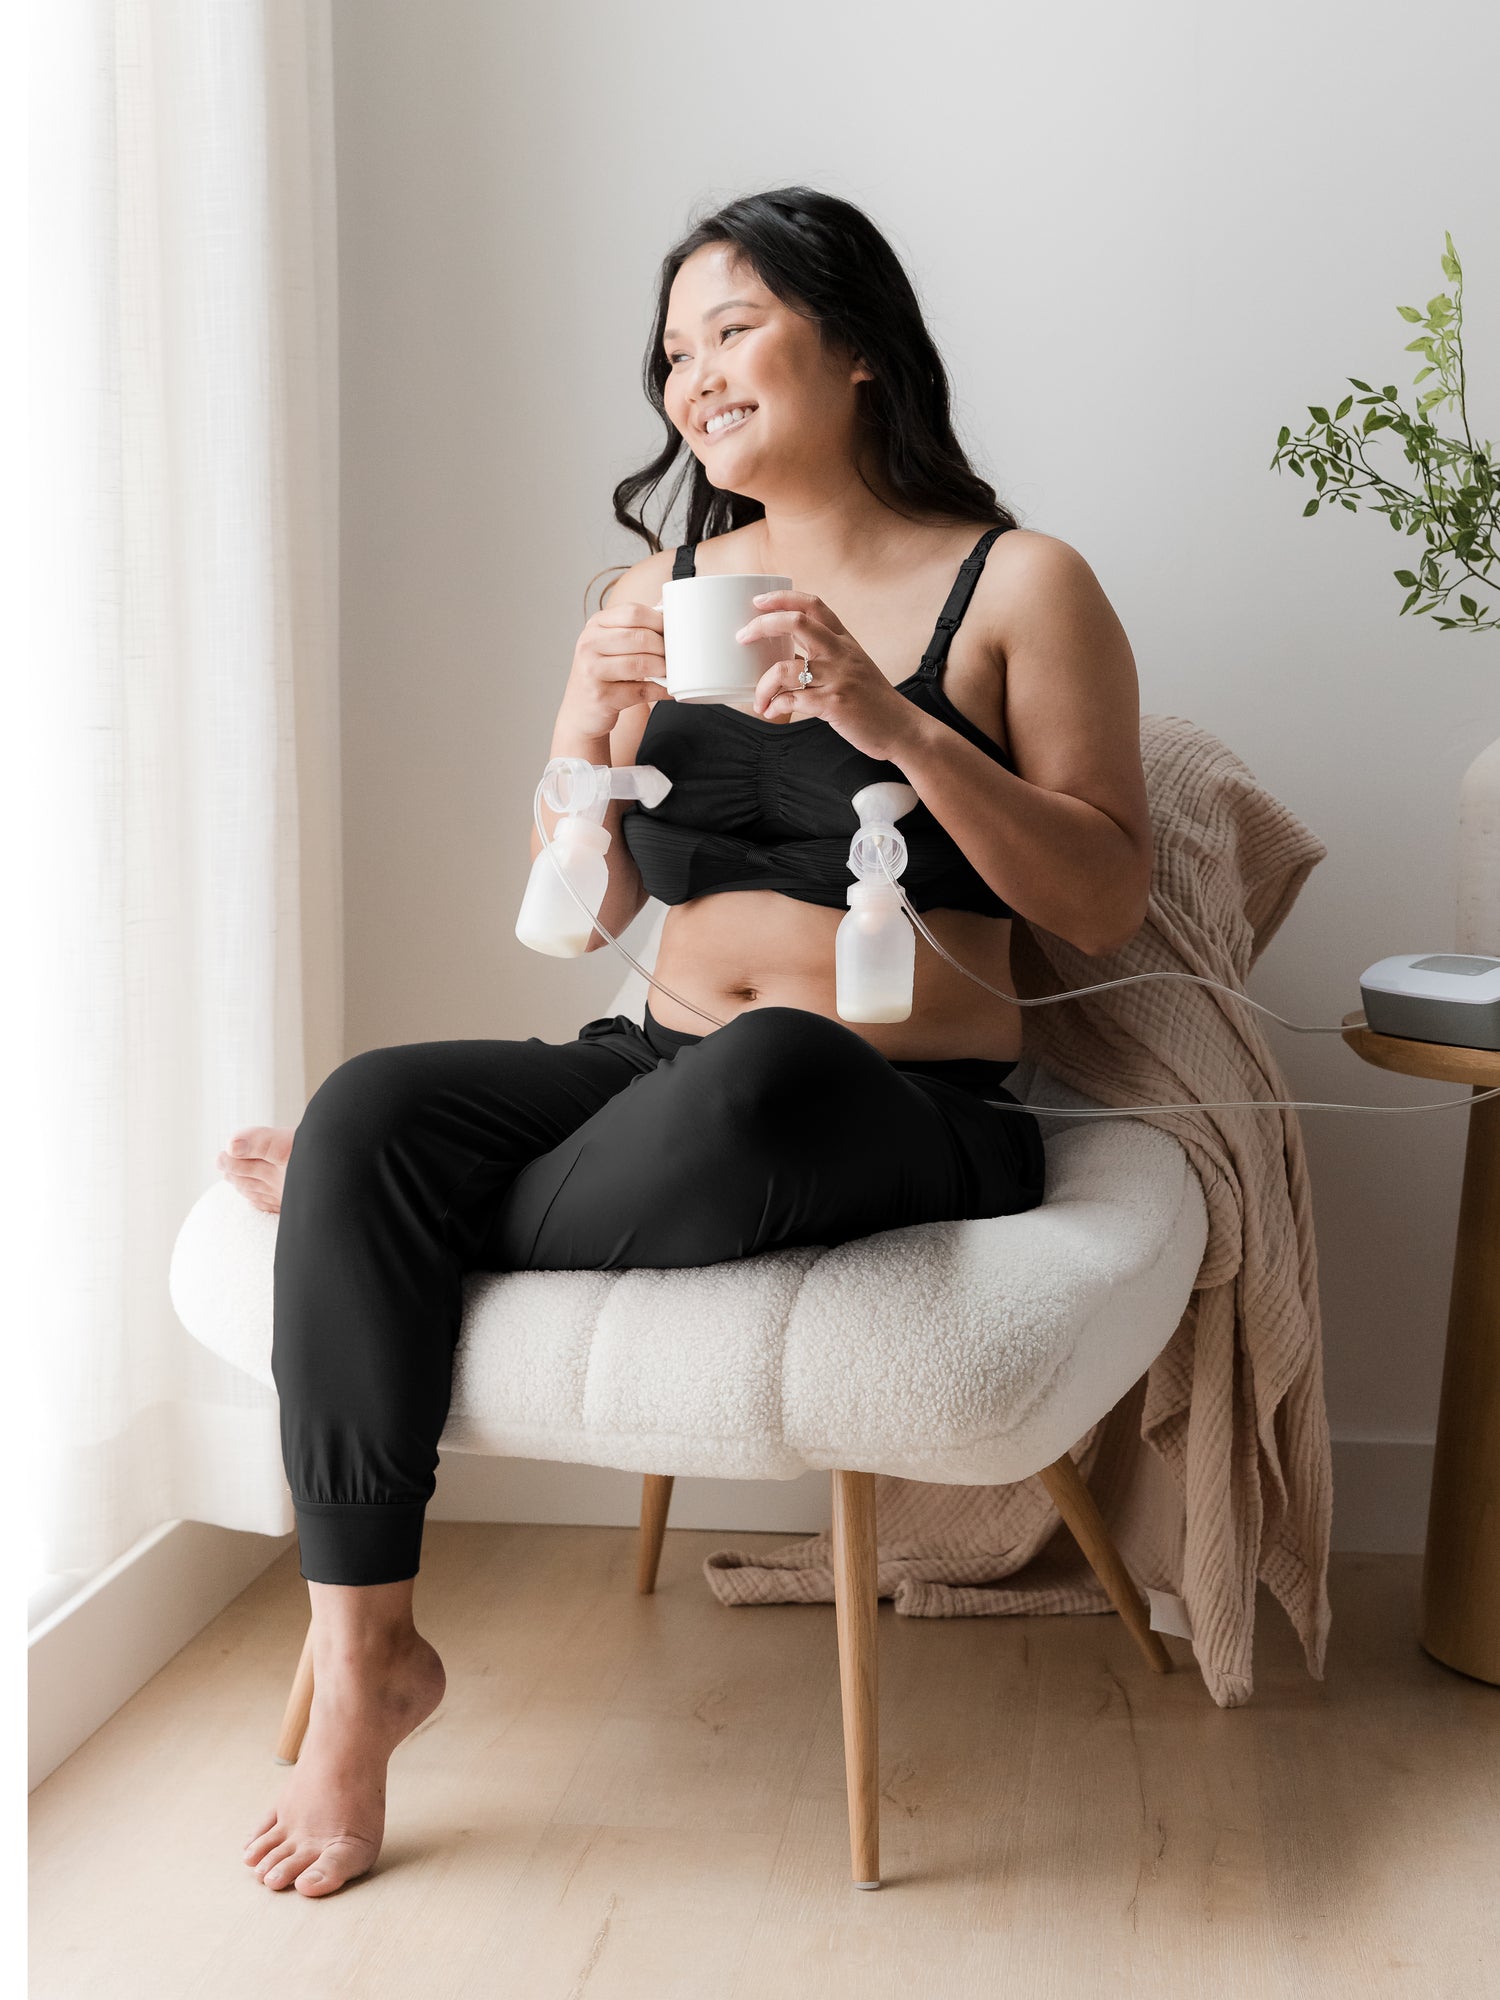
[1309,405,1331,425]
[1401,586,1422,612]
[1394,570,1418,586]
[1461,595,1478,615]
[1335,394,1353,419]
[1396,305,1423,322]
[1303,498,1320,516]
[1277,424,1290,447]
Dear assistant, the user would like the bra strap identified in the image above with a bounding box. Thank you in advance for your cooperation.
[916,525,1008,677]
[671,542,698,579]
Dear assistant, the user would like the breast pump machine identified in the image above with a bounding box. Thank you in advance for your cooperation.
[517,757,1500,1123]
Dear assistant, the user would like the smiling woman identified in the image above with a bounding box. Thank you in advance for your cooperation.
[611,185,1015,552]
[224,190,1146,1903]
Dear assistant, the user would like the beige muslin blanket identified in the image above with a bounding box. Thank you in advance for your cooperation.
[701,712,1334,1709]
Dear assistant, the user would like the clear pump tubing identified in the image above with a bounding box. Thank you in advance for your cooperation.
[531,781,1500,1121]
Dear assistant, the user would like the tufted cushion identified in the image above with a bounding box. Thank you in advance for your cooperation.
[168,1048,1207,1488]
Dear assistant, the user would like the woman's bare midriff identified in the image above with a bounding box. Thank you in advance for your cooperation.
[645,888,1024,1063]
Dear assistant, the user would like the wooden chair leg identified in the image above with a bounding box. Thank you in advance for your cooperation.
[274,1618,316,1763]
[637,1473,675,1594]
[831,1468,881,1890]
[1037,1449,1174,1674]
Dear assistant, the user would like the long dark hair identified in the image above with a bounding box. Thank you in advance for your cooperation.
[591,186,1019,613]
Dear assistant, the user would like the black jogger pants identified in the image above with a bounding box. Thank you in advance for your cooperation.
[271,1002,1046,1585]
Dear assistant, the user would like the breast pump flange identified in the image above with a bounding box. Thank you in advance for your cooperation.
[516,756,671,957]
[835,781,920,1023]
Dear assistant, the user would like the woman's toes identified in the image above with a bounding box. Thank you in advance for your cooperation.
[218,1154,280,1212]
[254,1838,297,1884]
[294,1836,373,1895]
[263,1845,317,1890]
[242,1821,280,1866]
[218,1128,291,1212]
[229,1125,292,1163]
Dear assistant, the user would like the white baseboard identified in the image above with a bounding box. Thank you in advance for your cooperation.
[27,1518,296,1792]
[1327,1431,1434,1555]
[425,1452,836,1534]
[427,1433,1436,1552]
[26,1431,1436,1792]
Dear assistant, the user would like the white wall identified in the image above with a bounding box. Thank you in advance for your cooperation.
[328,0,1500,1548]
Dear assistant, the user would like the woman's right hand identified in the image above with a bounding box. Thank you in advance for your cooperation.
[558,598,674,739]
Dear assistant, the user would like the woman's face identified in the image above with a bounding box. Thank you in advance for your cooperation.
[661,241,871,499]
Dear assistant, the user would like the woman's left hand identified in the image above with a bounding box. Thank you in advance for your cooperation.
[735,590,922,762]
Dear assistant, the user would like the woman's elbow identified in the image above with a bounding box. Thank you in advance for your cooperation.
[1089,897,1149,957]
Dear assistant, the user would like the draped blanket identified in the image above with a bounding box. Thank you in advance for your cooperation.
[701,713,1334,1709]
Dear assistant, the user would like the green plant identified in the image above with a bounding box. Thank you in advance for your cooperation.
[1271,231,1496,633]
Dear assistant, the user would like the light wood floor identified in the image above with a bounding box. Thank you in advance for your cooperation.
[28,1530,1499,1999]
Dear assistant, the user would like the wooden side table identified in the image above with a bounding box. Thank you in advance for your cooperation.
[1341,1012,1500,1685]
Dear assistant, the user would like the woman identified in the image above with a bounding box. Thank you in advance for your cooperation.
[230,186,1152,1898]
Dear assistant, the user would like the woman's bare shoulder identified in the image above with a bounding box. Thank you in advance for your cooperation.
[598,545,677,612]
[972,529,1100,661]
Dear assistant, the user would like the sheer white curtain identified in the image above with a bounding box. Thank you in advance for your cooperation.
[18,0,342,1606]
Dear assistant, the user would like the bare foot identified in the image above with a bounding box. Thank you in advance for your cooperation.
[217,1125,295,1214]
[242,1631,446,1896]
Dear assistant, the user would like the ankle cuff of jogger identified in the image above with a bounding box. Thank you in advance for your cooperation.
[293,1497,427,1586]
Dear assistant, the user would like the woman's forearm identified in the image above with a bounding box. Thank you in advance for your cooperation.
[889,709,1147,956]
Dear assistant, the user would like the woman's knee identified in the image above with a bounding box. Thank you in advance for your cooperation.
[293,1045,436,1178]
[674,1005,881,1145]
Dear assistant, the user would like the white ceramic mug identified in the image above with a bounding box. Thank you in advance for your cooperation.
[659,572,794,706]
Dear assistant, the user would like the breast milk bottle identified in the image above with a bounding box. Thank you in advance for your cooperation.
[515,814,613,957]
[836,880,916,1021]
